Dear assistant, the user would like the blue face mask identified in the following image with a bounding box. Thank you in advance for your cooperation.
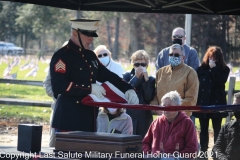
[99,56,110,66]
[169,56,181,67]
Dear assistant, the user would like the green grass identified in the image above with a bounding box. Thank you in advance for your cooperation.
[0,56,49,81]
[0,105,51,123]
[0,56,52,123]
[0,57,239,126]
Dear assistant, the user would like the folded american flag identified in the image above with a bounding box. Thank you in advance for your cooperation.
[81,81,240,112]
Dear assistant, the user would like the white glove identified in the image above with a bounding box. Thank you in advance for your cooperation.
[91,83,106,99]
[125,89,139,104]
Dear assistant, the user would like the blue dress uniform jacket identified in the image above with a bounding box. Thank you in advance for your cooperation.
[50,40,133,131]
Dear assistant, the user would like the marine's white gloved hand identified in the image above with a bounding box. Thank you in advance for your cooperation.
[125,89,139,104]
[91,83,106,99]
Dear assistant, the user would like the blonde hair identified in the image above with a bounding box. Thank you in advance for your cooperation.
[94,45,111,56]
[161,90,182,106]
[130,50,150,65]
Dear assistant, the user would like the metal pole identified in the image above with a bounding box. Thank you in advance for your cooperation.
[76,9,82,19]
[184,14,192,46]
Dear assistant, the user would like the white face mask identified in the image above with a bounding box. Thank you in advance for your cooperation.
[108,108,117,114]
[142,66,147,73]
[99,56,110,66]
[209,58,215,63]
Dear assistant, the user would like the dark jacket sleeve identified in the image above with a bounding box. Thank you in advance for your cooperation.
[50,52,91,97]
[141,76,155,103]
[122,71,142,88]
[212,124,228,160]
[96,62,133,93]
[210,66,230,85]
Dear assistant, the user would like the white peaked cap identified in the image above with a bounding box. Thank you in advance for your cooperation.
[70,19,100,37]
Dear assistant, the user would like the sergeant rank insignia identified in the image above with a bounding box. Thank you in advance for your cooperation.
[55,59,66,73]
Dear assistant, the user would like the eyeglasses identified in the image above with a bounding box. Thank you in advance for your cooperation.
[169,53,181,57]
[97,53,108,58]
[134,63,147,67]
[173,35,184,39]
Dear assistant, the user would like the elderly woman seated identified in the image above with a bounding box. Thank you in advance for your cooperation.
[97,107,133,135]
[142,91,198,159]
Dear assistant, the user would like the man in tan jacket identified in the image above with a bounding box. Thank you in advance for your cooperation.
[151,44,199,116]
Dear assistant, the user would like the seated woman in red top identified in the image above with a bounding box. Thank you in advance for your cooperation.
[142,91,198,159]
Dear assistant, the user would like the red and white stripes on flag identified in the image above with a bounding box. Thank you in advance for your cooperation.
[82,82,240,112]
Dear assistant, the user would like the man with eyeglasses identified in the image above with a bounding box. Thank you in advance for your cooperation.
[94,45,124,78]
[49,19,139,134]
[151,44,199,117]
[155,27,199,71]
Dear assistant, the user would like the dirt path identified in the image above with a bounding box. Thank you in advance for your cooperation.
[0,120,50,147]
[0,120,214,160]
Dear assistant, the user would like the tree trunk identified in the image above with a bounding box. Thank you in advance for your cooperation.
[129,19,144,56]
[106,20,112,52]
[222,15,227,61]
[155,18,161,59]
[113,17,120,60]
[40,27,46,59]
[234,15,238,59]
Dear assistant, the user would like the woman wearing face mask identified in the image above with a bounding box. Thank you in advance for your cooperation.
[94,45,132,134]
[123,50,155,139]
[97,107,133,134]
[192,46,230,155]
[94,45,124,78]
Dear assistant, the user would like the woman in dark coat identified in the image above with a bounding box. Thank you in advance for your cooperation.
[123,50,155,139]
[193,46,230,153]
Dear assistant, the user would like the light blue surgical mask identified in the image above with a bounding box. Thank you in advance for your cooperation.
[169,56,181,67]
[99,56,110,66]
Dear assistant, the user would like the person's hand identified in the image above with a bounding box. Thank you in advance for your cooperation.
[142,67,147,73]
[91,83,106,99]
[142,67,149,81]
[135,67,144,78]
[125,89,139,104]
[209,59,216,68]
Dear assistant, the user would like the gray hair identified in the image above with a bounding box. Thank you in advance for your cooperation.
[170,44,185,56]
[172,27,186,36]
[233,92,240,104]
[94,45,112,56]
[161,90,182,106]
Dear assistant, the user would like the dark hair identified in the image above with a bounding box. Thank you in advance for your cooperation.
[201,46,226,68]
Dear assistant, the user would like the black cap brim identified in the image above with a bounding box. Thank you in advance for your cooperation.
[79,30,98,37]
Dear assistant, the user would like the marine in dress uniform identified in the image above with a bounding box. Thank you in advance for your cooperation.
[50,19,138,131]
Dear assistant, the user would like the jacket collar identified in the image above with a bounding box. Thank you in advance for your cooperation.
[67,39,83,52]
[171,63,184,71]
[229,119,238,127]
[130,68,135,75]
